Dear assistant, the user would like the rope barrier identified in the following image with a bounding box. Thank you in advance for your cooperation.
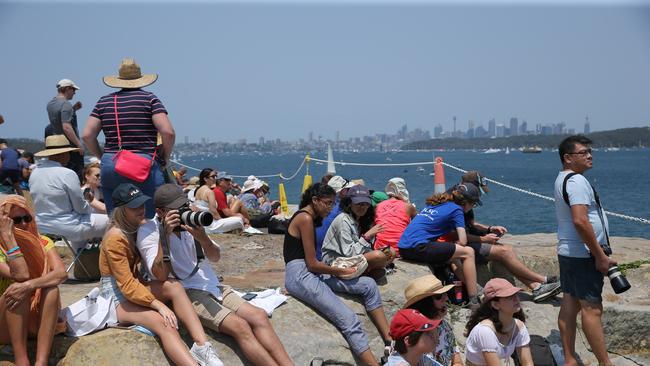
[172,155,649,225]
[169,157,307,181]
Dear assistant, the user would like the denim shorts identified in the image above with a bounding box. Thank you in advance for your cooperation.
[100,276,127,310]
[558,255,604,303]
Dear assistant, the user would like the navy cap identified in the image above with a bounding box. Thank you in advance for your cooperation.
[456,183,482,206]
[112,183,150,209]
[346,184,372,205]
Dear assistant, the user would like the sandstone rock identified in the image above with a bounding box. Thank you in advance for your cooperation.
[1,233,647,365]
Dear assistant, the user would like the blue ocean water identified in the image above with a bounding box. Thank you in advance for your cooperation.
[180,149,650,240]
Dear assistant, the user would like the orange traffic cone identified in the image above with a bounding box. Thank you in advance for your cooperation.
[434,157,446,193]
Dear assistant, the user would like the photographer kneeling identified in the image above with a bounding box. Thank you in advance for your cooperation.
[137,184,292,366]
[99,183,223,366]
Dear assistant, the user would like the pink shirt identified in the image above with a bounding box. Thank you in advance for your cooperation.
[374,198,411,254]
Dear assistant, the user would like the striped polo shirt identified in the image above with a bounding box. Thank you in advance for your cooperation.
[91,89,167,155]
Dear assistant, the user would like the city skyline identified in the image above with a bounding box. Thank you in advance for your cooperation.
[1,1,649,142]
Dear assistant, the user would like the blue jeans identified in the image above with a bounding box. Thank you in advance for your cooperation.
[100,153,164,219]
[284,259,383,355]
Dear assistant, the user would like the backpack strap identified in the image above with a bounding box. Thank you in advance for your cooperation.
[158,220,205,280]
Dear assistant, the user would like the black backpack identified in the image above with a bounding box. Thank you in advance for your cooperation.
[513,335,557,366]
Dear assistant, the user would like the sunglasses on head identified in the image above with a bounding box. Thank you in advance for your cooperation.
[12,215,33,225]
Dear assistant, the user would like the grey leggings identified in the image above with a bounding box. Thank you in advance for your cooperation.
[284,259,383,355]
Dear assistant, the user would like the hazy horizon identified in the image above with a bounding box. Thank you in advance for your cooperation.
[1,1,649,143]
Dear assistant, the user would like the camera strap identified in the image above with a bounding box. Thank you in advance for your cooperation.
[159,222,205,280]
[562,172,612,253]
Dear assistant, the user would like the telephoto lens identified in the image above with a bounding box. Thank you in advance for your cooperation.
[607,266,631,294]
[179,208,214,228]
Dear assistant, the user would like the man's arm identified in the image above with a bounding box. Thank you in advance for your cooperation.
[185,226,220,263]
[82,117,103,158]
[152,113,175,166]
[65,172,90,214]
[62,123,83,151]
[571,204,615,274]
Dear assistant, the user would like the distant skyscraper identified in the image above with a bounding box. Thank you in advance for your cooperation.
[519,120,527,135]
[309,131,314,142]
[434,124,443,138]
[496,124,505,138]
[453,116,457,134]
[584,115,591,134]
[509,117,519,136]
[184,136,189,144]
[488,118,496,137]
[259,136,265,145]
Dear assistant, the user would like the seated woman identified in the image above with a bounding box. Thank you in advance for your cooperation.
[397,184,482,308]
[192,168,244,233]
[81,163,107,214]
[238,179,273,228]
[374,177,417,257]
[321,185,394,277]
[0,195,67,366]
[99,183,223,366]
[464,278,532,366]
[284,183,391,366]
[403,275,463,366]
[385,309,443,366]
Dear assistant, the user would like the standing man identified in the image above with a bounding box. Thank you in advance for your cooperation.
[554,135,615,366]
[46,79,84,179]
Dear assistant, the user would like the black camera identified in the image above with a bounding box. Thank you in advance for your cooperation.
[178,205,213,228]
[607,265,631,294]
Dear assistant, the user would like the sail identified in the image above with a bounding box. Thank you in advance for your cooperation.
[327,143,336,174]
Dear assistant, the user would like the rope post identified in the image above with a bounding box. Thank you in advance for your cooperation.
[302,154,313,194]
[434,157,446,194]
[278,183,289,216]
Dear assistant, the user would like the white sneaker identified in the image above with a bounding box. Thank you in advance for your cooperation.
[190,342,224,366]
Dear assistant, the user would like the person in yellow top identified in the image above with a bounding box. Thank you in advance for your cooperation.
[98,183,223,366]
[0,195,67,366]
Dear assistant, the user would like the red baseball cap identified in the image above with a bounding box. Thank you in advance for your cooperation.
[389,309,442,339]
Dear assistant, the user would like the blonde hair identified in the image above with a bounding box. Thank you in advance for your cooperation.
[105,206,141,254]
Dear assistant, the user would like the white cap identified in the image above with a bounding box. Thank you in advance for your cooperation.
[57,79,80,90]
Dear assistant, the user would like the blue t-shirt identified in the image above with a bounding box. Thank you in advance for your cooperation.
[554,171,609,258]
[0,148,21,171]
[315,197,341,261]
[398,201,465,250]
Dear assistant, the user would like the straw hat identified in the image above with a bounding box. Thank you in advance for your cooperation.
[35,135,80,157]
[403,274,455,309]
[103,58,158,89]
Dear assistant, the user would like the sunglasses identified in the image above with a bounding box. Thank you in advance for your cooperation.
[12,215,33,225]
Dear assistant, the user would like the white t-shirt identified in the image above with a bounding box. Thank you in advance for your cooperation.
[554,171,609,258]
[465,319,530,365]
[136,217,222,299]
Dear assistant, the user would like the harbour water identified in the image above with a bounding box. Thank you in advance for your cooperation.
[180,149,650,240]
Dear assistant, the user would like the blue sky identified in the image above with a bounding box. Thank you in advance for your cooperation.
[0,0,649,143]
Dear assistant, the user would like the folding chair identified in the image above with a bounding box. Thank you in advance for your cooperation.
[42,233,91,278]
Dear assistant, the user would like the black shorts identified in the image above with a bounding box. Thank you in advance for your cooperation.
[558,255,604,304]
[467,242,492,265]
[399,242,456,266]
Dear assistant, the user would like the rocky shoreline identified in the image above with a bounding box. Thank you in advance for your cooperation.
[1,232,648,365]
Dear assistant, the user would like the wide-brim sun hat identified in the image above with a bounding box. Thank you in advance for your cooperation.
[103,58,158,89]
[34,135,81,157]
[403,274,455,309]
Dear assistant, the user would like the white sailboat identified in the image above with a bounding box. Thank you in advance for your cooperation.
[505,147,510,154]
[326,143,336,174]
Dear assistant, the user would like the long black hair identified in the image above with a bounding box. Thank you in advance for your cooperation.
[407,296,444,320]
[299,183,336,209]
[340,196,375,234]
[464,299,526,337]
[199,168,214,187]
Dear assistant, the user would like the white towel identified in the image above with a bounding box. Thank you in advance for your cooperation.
[234,287,287,316]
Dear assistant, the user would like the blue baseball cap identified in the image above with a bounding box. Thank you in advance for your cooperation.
[346,185,372,205]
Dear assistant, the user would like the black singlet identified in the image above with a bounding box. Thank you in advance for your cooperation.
[283,210,316,264]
